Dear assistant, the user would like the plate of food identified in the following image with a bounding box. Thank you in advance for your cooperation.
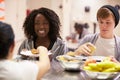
[20,49,39,57]
[20,49,52,57]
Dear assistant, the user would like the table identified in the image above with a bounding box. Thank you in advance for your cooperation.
[42,59,120,80]
[42,59,90,80]
[15,55,120,80]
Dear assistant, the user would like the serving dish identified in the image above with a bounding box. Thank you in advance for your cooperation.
[83,70,119,79]
[81,57,120,80]
[56,55,84,71]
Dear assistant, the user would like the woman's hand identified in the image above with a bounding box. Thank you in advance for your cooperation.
[36,46,50,80]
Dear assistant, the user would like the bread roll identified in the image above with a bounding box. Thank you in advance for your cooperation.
[31,49,38,54]
[86,42,96,54]
[67,51,75,56]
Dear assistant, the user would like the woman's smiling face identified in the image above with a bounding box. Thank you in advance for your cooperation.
[34,14,49,38]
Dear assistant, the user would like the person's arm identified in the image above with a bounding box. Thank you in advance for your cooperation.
[18,41,26,54]
[75,34,97,55]
[36,46,50,80]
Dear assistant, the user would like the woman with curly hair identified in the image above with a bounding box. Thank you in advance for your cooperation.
[18,7,68,60]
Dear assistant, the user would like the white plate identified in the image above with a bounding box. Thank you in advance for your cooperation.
[20,50,52,57]
[75,56,106,62]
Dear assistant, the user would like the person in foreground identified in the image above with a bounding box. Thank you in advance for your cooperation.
[75,5,120,62]
[0,22,50,80]
[18,7,68,60]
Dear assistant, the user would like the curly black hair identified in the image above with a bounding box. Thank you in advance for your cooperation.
[23,7,62,42]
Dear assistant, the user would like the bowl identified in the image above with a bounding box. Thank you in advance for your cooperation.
[84,70,119,79]
[56,55,84,71]
[81,59,120,79]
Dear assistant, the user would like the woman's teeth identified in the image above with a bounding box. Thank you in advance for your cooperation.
[39,30,45,34]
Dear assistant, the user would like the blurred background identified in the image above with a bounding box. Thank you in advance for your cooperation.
[1,0,120,54]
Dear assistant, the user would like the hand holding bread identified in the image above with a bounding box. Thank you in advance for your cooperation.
[75,42,96,56]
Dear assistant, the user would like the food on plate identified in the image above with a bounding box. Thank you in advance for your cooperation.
[86,42,96,54]
[57,56,80,62]
[57,56,68,62]
[69,59,80,62]
[84,58,96,66]
[103,57,111,61]
[67,51,76,57]
[31,49,38,54]
[115,65,120,71]
[83,57,120,72]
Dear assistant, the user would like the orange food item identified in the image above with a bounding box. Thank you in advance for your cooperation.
[84,58,96,66]
[31,49,38,54]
